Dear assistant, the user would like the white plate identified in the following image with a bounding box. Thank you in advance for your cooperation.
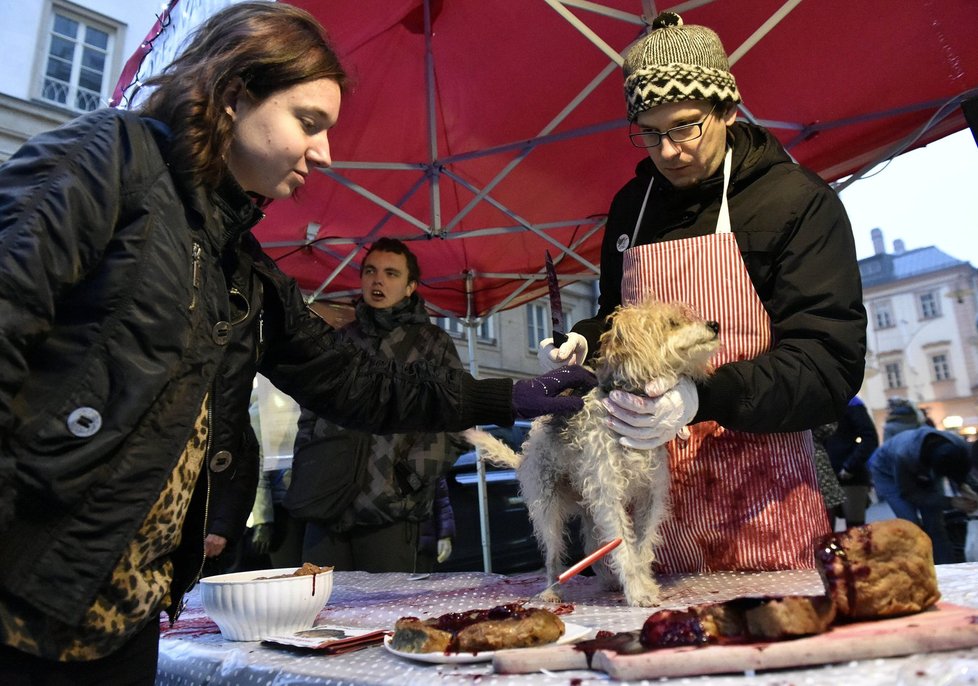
[383,621,592,664]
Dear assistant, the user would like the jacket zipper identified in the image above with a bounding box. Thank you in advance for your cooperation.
[197,390,214,582]
[190,242,202,312]
[256,309,264,360]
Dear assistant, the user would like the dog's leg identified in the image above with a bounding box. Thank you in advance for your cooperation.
[580,517,621,592]
[515,435,571,603]
[530,492,571,603]
[587,465,662,607]
[633,452,671,588]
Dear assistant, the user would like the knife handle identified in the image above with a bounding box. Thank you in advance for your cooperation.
[557,538,622,584]
[552,331,569,347]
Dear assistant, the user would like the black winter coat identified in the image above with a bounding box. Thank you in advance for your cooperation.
[0,109,513,627]
[573,122,866,432]
[289,294,463,532]
[823,397,879,486]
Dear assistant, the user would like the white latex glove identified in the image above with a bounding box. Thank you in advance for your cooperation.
[537,332,589,371]
[603,376,699,450]
[436,537,453,563]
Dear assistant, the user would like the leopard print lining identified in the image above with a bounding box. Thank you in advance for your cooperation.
[0,396,209,661]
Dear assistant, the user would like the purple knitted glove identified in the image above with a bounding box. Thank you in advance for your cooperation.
[512,365,597,419]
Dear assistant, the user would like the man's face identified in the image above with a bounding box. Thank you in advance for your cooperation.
[634,100,735,189]
[360,250,416,309]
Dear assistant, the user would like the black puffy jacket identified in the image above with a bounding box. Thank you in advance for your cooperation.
[0,108,513,626]
[574,122,867,432]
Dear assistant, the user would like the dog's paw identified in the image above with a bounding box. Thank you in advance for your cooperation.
[533,586,565,604]
[624,582,661,608]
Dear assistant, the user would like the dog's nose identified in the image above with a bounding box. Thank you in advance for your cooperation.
[706,320,720,335]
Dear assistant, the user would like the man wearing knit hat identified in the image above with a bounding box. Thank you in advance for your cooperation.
[539,12,867,573]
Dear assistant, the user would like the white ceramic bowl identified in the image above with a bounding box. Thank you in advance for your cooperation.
[199,567,333,641]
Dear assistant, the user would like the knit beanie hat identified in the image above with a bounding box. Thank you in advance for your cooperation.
[623,11,741,121]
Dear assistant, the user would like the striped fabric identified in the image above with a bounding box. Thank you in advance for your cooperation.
[621,231,829,573]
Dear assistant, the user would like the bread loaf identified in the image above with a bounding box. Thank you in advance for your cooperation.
[815,519,940,619]
[390,603,565,653]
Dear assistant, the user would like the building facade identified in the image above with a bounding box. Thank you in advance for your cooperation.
[0,0,163,161]
[859,228,978,438]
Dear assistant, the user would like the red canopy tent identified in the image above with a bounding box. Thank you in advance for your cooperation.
[116,0,978,320]
[113,0,978,572]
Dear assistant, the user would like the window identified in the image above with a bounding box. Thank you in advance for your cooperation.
[872,301,894,329]
[437,316,464,337]
[931,353,951,381]
[527,304,548,350]
[919,291,941,319]
[476,316,495,341]
[884,361,904,390]
[41,8,114,112]
[435,316,494,341]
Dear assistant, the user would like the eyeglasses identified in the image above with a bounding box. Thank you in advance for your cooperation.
[628,104,717,149]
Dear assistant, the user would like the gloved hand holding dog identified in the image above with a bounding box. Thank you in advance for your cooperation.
[512,365,597,419]
[537,332,589,370]
[604,376,699,449]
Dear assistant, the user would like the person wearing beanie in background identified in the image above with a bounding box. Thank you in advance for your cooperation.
[539,12,866,572]
[869,427,978,563]
[882,396,926,441]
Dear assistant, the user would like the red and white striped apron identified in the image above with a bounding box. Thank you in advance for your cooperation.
[620,150,828,573]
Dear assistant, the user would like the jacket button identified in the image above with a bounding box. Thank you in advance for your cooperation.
[212,321,232,345]
[210,450,233,472]
[66,407,102,437]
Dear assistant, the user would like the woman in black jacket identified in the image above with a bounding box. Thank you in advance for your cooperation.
[0,3,591,681]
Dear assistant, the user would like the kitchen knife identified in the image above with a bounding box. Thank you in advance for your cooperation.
[544,250,568,346]
[543,537,623,596]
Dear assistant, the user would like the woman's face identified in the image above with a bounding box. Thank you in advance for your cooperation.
[225,78,341,199]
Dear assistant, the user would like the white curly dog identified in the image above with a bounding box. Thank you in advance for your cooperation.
[464,299,720,606]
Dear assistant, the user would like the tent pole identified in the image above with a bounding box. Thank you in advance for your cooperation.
[464,271,493,573]
[423,0,443,237]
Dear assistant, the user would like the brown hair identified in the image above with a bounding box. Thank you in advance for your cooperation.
[363,238,421,284]
[139,2,347,192]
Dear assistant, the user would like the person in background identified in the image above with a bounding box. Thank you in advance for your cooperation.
[228,391,304,572]
[882,396,925,441]
[811,423,846,531]
[201,421,263,577]
[290,238,468,573]
[242,467,303,570]
[0,4,593,682]
[418,477,456,572]
[823,396,879,528]
[869,426,978,563]
[538,11,866,572]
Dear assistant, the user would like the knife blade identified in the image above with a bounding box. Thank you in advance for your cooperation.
[544,251,568,346]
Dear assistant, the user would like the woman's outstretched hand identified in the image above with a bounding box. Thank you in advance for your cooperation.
[512,365,597,419]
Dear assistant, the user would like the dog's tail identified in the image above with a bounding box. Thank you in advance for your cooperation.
[461,428,523,469]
